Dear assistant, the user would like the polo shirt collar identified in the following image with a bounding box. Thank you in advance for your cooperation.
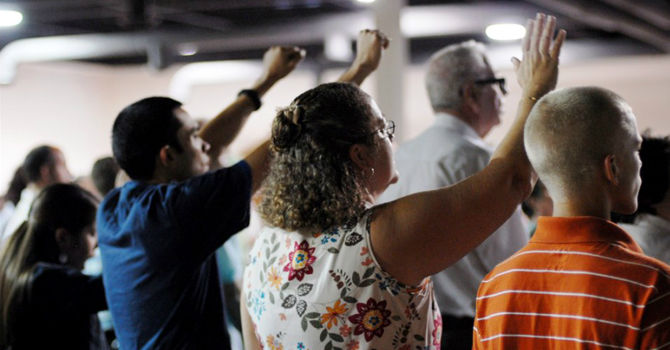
[532,216,643,253]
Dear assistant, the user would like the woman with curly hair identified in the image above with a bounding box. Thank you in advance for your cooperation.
[0,184,108,350]
[242,16,565,350]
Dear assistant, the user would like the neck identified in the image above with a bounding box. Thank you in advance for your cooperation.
[551,191,611,220]
[146,167,175,184]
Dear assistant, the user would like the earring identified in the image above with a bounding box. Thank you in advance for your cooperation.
[365,167,375,179]
[59,253,68,264]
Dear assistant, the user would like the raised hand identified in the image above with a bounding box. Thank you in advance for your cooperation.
[260,46,306,84]
[512,14,566,99]
[338,29,389,86]
[353,29,390,75]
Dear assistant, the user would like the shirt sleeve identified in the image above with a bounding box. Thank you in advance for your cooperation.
[167,160,253,260]
[637,287,670,349]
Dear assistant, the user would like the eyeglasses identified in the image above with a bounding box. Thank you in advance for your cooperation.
[474,77,507,95]
[369,120,395,140]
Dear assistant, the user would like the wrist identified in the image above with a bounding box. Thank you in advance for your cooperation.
[238,89,262,111]
[251,76,276,97]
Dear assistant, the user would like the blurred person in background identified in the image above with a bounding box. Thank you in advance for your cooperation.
[0,184,107,350]
[2,145,72,242]
[0,167,28,238]
[91,157,120,198]
[521,179,553,237]
[619,134,670,264]
[378,39,528,350]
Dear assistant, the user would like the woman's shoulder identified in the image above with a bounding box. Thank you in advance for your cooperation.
[31,263,103,299]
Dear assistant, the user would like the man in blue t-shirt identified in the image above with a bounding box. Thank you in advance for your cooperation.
[98,46,305,350]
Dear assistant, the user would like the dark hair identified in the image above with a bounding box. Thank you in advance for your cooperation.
[258,82,377,231]
[0,184,99,347]
[616,134,670,223]
[4,167,28,206]
[91,157,120,197]
[112,97,184,180]
[23,146,57,183]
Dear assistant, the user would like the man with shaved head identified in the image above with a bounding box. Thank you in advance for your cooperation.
[473,87,670,349]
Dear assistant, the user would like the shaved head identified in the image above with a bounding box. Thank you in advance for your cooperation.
[524,87,638,198]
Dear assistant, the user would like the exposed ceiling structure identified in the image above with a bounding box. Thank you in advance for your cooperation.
[0,0,668,83]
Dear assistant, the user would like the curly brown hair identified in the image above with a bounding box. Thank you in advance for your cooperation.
[258,82,377,231]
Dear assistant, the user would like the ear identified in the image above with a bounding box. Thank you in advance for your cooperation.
[603,154,619,186]
[54,228,71,251]
[461,84,480,115]
[349,144,374,171]
[158,145,173,167]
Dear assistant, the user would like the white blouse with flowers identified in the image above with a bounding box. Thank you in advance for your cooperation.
[243,210,441,350]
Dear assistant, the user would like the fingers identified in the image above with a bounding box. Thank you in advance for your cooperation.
[539,16,556,55]
[280,46,306,64]
[359,29,390,50]
[529,13,544,53]
[522,19,533,53]
[511,57,521,71]
[551,29,566,60]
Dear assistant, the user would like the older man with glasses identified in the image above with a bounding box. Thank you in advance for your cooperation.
[378,40,527,350]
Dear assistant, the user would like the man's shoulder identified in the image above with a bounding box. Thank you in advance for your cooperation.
[396,127,489,163]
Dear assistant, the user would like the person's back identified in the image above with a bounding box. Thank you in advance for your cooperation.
[246,211,439,350]
[476,217,670,348]
[473,87,670,349]
[99,170,251,348]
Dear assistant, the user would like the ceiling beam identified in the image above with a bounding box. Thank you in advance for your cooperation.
[597,0,670,31]
[525,0,670,52]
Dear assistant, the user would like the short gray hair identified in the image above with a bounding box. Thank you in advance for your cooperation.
[425,40,490,111]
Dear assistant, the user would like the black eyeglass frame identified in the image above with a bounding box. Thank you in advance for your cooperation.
[473,77,507,95]
[368,120,395,140]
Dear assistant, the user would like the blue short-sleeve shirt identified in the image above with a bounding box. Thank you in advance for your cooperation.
[98,161,252,350]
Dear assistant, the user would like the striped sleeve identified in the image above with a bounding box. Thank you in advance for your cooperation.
[638,289,670,349]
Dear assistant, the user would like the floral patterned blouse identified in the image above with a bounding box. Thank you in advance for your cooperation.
[243,210,441,350]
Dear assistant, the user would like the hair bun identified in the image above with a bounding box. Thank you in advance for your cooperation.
[272,105,304,149]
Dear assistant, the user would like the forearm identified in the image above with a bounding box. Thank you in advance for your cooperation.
[199,77,278,170]
[243,140,272,194]
[371,160,523,285]
[489,96,539,200]
[337,65,372,86]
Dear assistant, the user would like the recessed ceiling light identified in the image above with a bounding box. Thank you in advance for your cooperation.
[0,10,23,27]
[486,24,526,41]
[356,0,375,3]
[178,45,198,56]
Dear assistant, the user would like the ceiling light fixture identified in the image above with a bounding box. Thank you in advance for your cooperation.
[0,10,23,27]
[485,23,526,41]
[178,45,198,56]
[356,0,375,3]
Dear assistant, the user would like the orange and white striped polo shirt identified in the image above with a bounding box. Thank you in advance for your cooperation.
[473,216,670,350]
